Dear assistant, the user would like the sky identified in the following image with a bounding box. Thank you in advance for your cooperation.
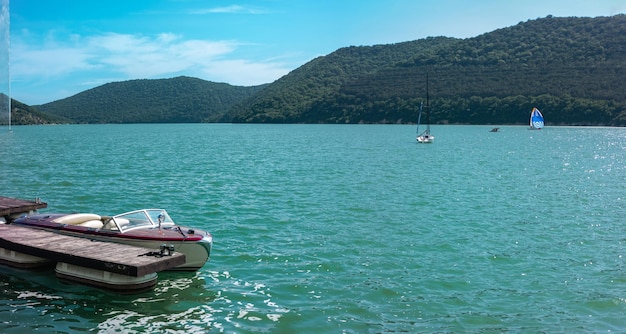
[2,0,625,105]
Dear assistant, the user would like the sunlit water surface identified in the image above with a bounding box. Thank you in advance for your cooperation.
[1,124,624,333]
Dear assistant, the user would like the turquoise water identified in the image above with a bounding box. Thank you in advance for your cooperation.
[1,124,624,333]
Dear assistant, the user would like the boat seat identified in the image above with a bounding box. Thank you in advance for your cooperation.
[115,218,130,230]
[52,213,102,225]
[78,220,104,229]
[102,218,130,230]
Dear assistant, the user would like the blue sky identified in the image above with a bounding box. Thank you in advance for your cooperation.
[4,0,625,105]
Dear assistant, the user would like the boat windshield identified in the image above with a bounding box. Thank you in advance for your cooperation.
[111,209,175,231]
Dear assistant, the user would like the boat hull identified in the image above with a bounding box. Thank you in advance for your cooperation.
[12,212,212,271]
[65,233,211,271]
[417,135,435,143]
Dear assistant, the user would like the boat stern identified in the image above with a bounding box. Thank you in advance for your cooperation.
[199,230,213,259]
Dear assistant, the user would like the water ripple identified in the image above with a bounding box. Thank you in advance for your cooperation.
[1,124,625,332]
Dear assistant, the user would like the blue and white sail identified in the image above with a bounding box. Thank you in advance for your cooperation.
[530,107,544,130]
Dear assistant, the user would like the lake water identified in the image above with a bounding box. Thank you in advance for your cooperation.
[0,124,624,333]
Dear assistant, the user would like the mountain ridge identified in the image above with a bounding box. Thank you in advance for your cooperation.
[7,14,625,126]
[35,76,267,123]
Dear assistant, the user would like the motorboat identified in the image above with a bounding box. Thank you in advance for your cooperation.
[12,209,212,271]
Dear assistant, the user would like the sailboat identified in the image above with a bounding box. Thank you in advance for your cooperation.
[416,74,434,143]
[529,107,544,130]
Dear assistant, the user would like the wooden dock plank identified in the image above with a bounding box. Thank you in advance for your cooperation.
[0,224,185,276]
[0,196,48,217]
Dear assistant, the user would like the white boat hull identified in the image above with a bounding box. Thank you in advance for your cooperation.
[100,237,209,271]
[417,135,435,143]
[55,231,210,271]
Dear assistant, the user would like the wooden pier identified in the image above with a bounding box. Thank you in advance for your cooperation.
[0,224,186,292]
[0,196,48,222]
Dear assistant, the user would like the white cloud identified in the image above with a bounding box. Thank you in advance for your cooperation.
[11,45,96,77]
[201,59,290,85]
[12,32,292,87]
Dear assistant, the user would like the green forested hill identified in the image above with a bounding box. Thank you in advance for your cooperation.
[37,76,267,123]
[230,15,626,126]
[227,36,456,123]
[0,96,68,125]
[19,15,626,126]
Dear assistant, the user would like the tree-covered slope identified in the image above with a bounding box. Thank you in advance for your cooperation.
[230,15,626,126]
[18,15,626,126]
[0,95,69,125]
[226,36,456,123]
[37,76,267,123]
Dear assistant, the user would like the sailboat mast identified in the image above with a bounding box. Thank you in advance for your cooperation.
[425,73,430,133]
[426,73,429,106]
